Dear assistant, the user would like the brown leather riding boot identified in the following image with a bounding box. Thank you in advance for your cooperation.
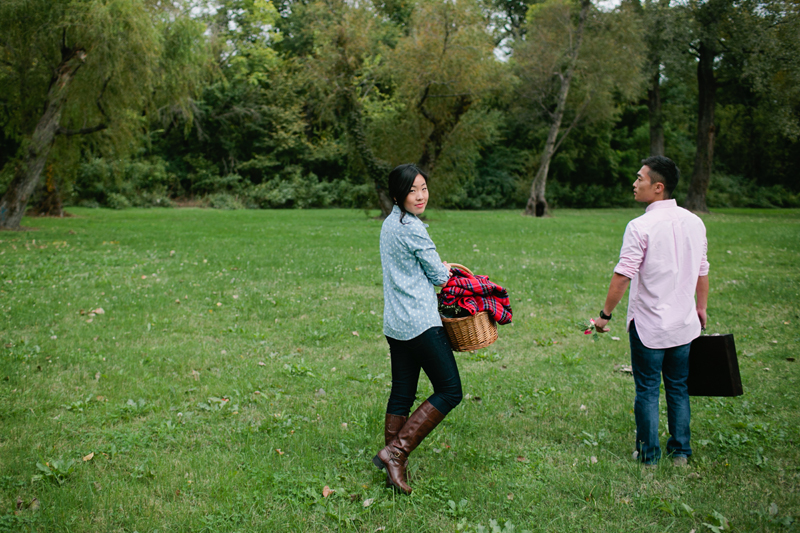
[383,414,407,487]
[372,401,445,494]
[385,414,407,445]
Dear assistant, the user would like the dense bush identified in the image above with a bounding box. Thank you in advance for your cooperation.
[706,173,800,208]
[71,158,174,208]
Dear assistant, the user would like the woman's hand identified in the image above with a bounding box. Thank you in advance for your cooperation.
[443,261,453,278]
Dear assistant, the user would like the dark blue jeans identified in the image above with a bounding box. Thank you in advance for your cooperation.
[386,327,463,416]
[630,321,692,464]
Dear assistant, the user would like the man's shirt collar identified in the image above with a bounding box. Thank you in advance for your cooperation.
[645,199,677,213]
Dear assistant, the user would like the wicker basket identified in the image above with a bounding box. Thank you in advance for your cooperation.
[440,263,498,352]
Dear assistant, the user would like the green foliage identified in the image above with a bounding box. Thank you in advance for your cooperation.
[72,157,174,208]
[706,174,800,209]
[2,0,798,212]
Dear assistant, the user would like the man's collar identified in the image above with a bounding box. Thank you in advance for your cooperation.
[645,199,677,212]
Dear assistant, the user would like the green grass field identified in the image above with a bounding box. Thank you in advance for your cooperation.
[1,207,798,532]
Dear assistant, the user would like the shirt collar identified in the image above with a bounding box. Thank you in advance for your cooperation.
[645,199,677,213]
[392,204,419,221]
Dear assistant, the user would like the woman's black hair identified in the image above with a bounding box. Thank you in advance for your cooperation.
[388,163,428,224]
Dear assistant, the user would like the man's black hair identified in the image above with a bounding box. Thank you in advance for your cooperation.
[388,164,428,224]
[641,156,680,198]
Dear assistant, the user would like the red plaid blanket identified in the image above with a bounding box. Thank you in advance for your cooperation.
[439,267,513,325]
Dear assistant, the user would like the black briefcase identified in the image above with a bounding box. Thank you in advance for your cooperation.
[688,334,743,397]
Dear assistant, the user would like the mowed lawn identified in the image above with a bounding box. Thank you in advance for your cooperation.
[1,207,798,533]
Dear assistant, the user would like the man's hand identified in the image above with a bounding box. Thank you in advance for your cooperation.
[594,317,610,333]
[697,308,707,329]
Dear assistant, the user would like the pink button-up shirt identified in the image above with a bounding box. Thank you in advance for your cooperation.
[614,199,710,349]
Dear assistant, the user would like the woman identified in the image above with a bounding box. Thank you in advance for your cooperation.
[372,164,463,494]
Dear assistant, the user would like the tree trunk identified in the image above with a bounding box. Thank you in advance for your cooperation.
[30,166,64,217]
[417,94,472,175]
[647,69,665,157]
[0,49,85,229]
[685,42,716,213]
[345,95,393,217]
[524,0,590,217]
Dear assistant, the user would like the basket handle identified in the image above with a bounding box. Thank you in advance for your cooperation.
[447,263,473,276]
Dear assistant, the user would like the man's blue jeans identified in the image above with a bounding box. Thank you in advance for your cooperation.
[630,321,692,464]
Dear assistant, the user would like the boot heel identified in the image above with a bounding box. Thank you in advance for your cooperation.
[372,456,386,470]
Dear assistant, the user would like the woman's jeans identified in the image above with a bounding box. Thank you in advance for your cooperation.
[630,321,692,464]
[386,327,463,417]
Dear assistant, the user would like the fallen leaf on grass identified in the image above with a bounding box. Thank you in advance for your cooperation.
[351,331,359,337]
[276,449,284,455]
[322,486,334,498]
[507,493,514,500]
[86,319,93,323]
[93,308,104,315]
[258,362,266,366]
[362,498,374,508]
[611,336,620,341]
[83,452,94,462]
[516,456,528,463]
[191,369,200,381]
[590,456,598,464]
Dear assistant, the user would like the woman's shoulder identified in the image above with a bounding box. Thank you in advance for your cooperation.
[383,212,425,236]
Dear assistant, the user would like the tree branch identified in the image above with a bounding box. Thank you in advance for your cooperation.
[552,94,591,154]
[56,123,107,136]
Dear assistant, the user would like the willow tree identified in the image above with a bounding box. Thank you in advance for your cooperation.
[297,0,396,215]
[385,0,502,179]
[301,0,500,216]
[515,0,644,217]
[0,0,206,229]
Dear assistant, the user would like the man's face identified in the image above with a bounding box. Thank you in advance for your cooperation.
[633,166,661,204]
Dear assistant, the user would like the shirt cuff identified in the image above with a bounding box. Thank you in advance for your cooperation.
[613,264,637,279]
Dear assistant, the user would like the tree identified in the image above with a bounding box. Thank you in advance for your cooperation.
[681,0,735,212]
[384,0,501,176]
[0,0,206,229]
[638,0,686,157]
[680,0,800,212]
[515,0,644,217]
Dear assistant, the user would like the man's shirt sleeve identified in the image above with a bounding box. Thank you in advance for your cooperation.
[699,234,710,277]
[614,221,645,279]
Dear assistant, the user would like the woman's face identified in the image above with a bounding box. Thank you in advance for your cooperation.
[403,174,428,216]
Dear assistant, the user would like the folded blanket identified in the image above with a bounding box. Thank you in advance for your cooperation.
[439,267,513,325]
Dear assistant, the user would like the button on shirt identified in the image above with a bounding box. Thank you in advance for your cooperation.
[614,199,710,349]
[381,206,450,340]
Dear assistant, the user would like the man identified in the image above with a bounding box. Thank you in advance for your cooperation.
[594,156,709,466]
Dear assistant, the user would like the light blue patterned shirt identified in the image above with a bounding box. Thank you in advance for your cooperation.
[381,205,450,340]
